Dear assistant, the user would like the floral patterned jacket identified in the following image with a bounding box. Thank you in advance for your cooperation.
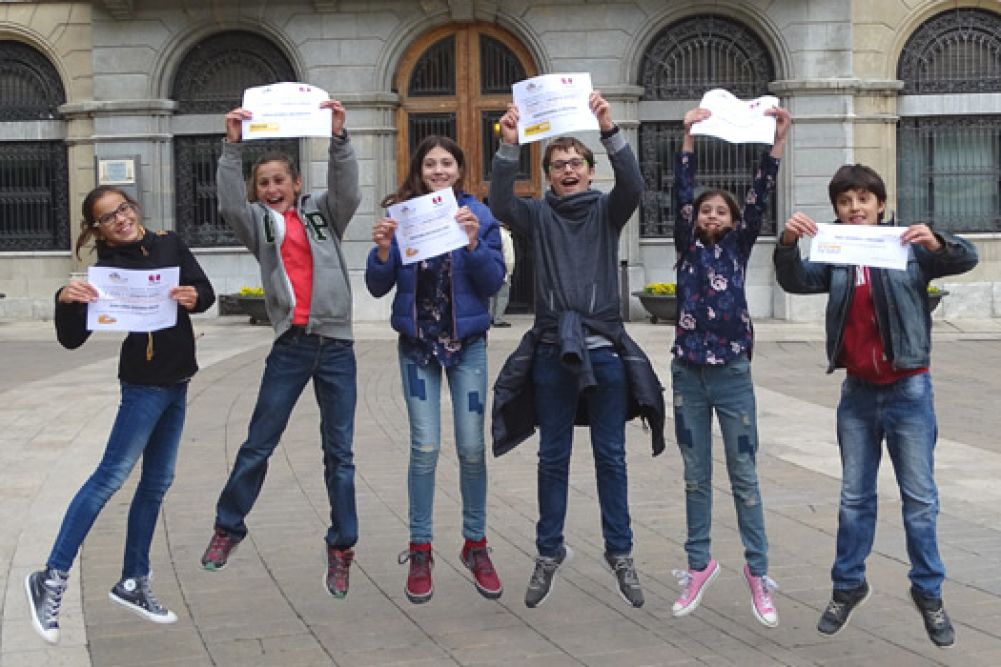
[671,150,780,365]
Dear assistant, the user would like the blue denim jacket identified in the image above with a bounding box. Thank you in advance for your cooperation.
[773,226,978,372]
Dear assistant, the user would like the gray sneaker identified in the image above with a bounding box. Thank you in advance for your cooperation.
[525,545,573,608]
[25,568,68,644]
[605,552,644,608]
[109,576,178,624]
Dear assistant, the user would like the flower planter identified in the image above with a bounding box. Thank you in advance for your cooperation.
[235,296,271,326]
[632,291,678,324]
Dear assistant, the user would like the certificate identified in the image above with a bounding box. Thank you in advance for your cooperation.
[809,223,908,270]
[690,88,779,144]
[388,189,468,265]
[512,72,600,144]
[241,82,332,140]
[86,266,180,332]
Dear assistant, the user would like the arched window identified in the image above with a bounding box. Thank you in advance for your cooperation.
[637,15,777,237]
[897,9,1001,232]
[0,40,69,250]
[171,31,299,247]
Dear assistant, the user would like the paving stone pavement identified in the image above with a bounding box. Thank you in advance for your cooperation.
[2,314,1001,666]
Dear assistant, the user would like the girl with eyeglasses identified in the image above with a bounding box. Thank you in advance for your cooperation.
[25,185,214,643]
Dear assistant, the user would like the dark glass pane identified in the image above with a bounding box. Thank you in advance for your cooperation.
[638,122,776,237]
[174,135,299,247]
[171,31,296,114]
[407,113,456,155]
[0,41,66,121]
[639,15,774,100]
[897,116,1001,232]
[480,35,526,94]
[408,36,456,96]
[899,9,1001,94]
[0,141,70,250]
[481,110,530,181]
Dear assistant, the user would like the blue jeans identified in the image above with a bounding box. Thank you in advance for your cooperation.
[833,372,945,597]
[399,337,487,544]
[215,329,358,548]
[533,344,631,557]
[671,356,768,575]
[48,382,187,578]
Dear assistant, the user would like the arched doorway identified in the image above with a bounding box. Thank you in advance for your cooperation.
[393,22,538,313]
[171,30,300,247]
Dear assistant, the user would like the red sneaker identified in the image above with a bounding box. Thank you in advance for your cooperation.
[399,543,433,604]
[326,546,353,599]
[460,538,503,599]
[201,528,240,571]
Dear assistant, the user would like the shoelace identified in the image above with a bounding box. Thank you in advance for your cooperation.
[138,578,167,613]
[925,606,949,627]
[398,549,432,569]
[207,533,231,558]
[611,557,640,586]
[43,572,67,624]
[671,568,694,594]
[468,547,495,574]
[529,556,560,587]
[824,599,845,617]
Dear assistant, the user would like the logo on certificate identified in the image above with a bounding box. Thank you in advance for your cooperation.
[432,195,443,205]
[560,77,573,85]
[97,314,118,324]
[148,273,162,284]
[405,247,419,257]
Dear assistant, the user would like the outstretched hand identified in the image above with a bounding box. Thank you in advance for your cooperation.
[455,206,480,251]
[781,211,818,246]
[57,279,99,304]
[224,107,252,143]
[499,103,520,145]
[320,99,347,137]
[902,223,942,252]
[766,106,792,157]
[589,90,614,132]
[373,217,397,262]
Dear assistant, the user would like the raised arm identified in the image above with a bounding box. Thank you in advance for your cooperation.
[594,91,641,231]
[488,103,536,237]
[216,108,263,255]
[315,99,361,239]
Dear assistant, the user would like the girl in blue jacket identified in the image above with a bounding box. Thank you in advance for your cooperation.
[366,135,505,605]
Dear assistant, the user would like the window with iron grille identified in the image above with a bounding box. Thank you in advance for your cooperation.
[171,31,299,247]
[897,9,1001,233]
[637,15,776,238]
[0,40,69,251]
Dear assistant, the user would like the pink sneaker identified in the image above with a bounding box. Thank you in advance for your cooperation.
[671,558,720,617]
[743,564,779,627]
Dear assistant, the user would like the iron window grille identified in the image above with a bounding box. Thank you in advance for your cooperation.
[637,15,776,238]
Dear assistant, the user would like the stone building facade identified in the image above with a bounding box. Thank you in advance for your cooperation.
[2,0,999,321]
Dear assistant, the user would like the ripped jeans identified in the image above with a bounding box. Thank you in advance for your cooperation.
[671,355,768,575]
[399,337,488,545]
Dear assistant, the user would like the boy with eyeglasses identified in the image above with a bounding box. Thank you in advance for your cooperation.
[488,92,665,609]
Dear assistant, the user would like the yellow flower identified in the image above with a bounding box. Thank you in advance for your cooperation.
[239,286,265,297]
[643,282,676,296]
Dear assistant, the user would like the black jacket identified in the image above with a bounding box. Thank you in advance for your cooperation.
[491,317,666,458]
[55,230,215,385]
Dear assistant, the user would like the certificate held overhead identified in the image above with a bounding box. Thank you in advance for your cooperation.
[512,72,600,144]
[689,88,780,145]
[241,82,333,140]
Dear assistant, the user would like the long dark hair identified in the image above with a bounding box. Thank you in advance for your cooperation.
[74,186,142,259]
[381,135,466,207]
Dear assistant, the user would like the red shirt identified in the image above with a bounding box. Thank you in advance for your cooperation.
[839,266,926,384]
[280,209,313,326]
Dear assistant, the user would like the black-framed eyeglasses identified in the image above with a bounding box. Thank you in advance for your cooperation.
[94,201,137,227]
[549,158,587,172]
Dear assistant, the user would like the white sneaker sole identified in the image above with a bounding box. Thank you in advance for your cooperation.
[672,561,720,617]
[108,591,178,624]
